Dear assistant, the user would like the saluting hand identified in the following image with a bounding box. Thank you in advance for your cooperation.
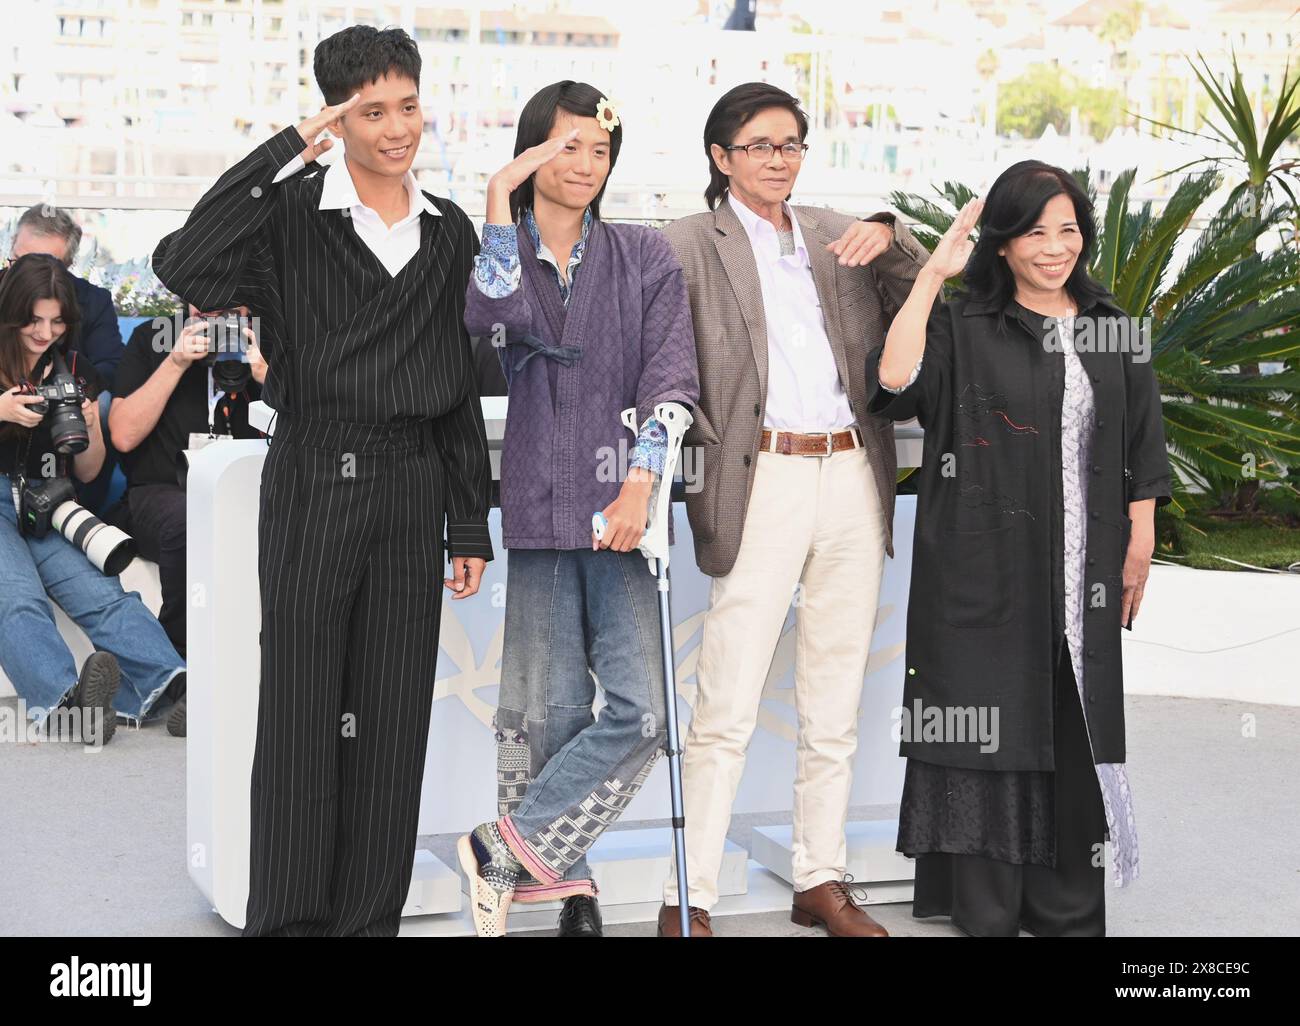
[924,197,984,281]
[294,93,362,165]
[488,128,580,198]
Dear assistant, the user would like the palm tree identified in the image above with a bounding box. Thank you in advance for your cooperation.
[890,168,1300,526]
[1141,51,1300,240]
[1137,49,1300,511]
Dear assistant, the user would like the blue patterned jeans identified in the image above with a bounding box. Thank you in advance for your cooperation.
[493,547,667,902]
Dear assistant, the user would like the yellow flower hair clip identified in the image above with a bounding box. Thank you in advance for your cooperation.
[595,97,621,132]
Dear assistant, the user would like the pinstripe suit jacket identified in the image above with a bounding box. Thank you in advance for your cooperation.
[152,126,494,560]
[662,197,930,576]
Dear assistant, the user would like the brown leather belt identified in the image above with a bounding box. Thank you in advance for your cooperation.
[759,427,862,457]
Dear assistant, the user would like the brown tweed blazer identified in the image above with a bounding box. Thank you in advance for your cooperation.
[663,197,930,577]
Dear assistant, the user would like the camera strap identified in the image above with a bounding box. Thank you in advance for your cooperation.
[206,366,221,436]
[30,348,55,381]
[192,367,236,454]
[12,367,39,507]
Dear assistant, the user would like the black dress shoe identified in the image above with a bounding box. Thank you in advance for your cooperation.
[556,894,603,937]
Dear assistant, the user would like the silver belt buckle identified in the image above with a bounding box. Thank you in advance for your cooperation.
[801,430,832,457]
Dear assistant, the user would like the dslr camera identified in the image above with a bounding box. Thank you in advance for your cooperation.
[19,346,89,454]
[201,311,254,393]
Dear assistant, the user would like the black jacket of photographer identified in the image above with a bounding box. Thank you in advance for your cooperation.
[866,289,1172,772]
[111,318,262,489]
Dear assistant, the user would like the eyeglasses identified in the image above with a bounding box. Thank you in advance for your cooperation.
[722,141,810,162]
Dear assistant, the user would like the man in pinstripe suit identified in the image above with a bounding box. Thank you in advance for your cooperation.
[153,26,493,936]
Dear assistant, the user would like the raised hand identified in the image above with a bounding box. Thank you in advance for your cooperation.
[924,197,984,281]
[294,93,362,165]
[489,128,580,197]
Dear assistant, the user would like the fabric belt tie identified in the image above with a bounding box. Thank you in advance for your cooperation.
[509,333,583,373]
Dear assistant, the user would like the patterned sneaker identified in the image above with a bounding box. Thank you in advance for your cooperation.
[457,823,521,937]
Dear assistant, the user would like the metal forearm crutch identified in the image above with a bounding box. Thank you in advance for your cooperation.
[592,402,694,938]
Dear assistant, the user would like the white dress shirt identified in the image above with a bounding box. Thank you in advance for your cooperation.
[271,149,440,277]
[727,190,856,433]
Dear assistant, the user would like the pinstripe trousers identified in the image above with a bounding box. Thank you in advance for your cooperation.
[243,415,445,937]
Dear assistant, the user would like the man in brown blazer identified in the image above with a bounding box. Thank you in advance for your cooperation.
[657,82,931,937]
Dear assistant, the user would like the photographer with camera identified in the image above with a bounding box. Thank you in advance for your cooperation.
[0,254,185,745]
[108,303,265,734]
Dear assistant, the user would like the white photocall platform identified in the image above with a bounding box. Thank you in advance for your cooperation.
[185,399,925,933]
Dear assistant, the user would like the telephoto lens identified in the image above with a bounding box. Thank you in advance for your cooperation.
[20,477,136,575]
[53,501,136,576]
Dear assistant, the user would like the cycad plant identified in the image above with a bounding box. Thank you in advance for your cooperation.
[1141,51,1300,239]
[890,168,1300,525]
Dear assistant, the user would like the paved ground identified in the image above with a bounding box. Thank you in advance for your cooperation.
[1,693,1295,937]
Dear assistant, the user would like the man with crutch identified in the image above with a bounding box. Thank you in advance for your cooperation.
[458,81,700,937]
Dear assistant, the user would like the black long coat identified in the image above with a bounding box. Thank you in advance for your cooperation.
[867,290,1172,771]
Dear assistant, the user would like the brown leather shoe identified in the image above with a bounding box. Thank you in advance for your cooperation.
[657,903,713,937]
[792,877,889,937]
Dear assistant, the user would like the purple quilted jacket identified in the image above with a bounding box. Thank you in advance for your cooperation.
[464,218,699,550]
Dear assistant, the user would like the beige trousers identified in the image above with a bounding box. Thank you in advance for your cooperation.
[664,445,888,909]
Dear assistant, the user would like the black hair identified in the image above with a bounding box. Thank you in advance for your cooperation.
[963,159,1109,316]
[313,25,421,107]
[702,82,809,210]
[510,81,622,224]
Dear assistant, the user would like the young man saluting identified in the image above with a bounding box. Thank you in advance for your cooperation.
[153,26,493,937]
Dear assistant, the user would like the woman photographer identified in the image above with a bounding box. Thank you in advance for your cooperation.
[0,253,185,744]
